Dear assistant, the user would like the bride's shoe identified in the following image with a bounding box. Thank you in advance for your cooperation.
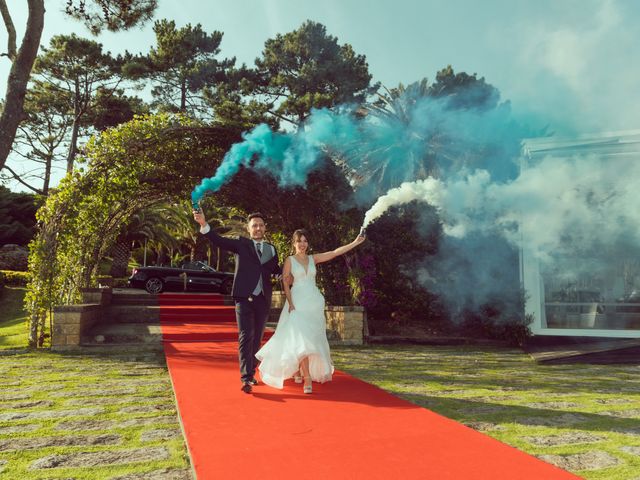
[293,371,303,383]
[303,377,312,394]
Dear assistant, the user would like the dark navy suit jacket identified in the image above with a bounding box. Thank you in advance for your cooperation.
[203,228,281,303]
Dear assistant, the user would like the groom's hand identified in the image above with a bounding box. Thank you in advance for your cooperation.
[193,210,207,227]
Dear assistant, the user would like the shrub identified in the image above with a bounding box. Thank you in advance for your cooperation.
[458,294,532,346]
[363,202,450,335]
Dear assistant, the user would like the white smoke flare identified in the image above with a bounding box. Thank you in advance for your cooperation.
[362,177,445,228]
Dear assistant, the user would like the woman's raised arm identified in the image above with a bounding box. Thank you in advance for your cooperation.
[313,235,365,265]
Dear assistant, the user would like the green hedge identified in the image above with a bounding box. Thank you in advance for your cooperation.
[0,270,30,286]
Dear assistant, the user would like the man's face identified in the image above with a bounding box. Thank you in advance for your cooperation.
[247,217,266,240]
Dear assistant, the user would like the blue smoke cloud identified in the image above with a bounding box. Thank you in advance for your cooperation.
[194,84,623,321]
[191,109,359,204]
[191,90,532,206]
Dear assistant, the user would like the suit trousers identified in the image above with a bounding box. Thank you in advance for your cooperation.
[235,293,269,382]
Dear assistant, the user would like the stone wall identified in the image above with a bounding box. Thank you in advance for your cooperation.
[52,288,366,349]
[80,287,113,306]
[52,304,102,350]
[269,291,286,323]
[51,288,113,350]
[269,293,366,345]
[325,306,366,346]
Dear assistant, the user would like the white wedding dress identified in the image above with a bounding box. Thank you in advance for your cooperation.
[256,255,334,389]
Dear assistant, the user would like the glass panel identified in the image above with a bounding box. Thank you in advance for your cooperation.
[542,255,640,330]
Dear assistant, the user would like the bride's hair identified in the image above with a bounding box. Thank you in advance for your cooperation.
[291,229,310,254]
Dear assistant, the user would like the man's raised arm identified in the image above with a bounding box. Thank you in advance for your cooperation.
[193,209,241,253]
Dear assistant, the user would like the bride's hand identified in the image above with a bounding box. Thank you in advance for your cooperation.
[354,235,366,245]
[288,304,295,313]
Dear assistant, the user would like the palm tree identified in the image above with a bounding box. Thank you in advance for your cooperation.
[160,201,248,269]
[329,78,439,196]
[109,210,154,277]
[209,207,247,270]
[109,201,251,277]
[161,202,201,264]
[108,205,180,277]
[337,68,503,196]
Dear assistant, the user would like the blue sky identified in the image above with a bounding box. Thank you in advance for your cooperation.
[2,0,639,191]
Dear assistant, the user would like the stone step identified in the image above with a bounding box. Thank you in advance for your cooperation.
[159,314,235,323]
[72,343,164,353]
[110,296,159,306]
[105,305,236,323]
[159,307,235,323]
[104,306,160,323]
[82,323,163,346]
[110,290,232,306]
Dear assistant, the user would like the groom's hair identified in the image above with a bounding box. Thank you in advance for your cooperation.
[247,212,265,223]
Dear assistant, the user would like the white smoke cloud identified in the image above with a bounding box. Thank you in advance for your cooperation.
[363,152,640,264]
[362,177,444,228]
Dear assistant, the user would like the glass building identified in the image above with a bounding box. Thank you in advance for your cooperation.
[521,130,640,338]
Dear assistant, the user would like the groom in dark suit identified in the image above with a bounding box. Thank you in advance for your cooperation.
[193,210,281,393]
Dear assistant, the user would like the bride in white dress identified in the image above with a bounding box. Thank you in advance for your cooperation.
[256,229,365,393]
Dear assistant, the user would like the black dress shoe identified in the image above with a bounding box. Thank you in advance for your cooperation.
[249,378,259,386]
[240,381,252,394]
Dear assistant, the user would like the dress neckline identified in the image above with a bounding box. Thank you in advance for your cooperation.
[292,255,312,275]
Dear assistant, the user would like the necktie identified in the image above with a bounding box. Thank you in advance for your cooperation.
[256,243,262,258]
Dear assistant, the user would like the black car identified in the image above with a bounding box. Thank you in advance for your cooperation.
[128,261,234,294]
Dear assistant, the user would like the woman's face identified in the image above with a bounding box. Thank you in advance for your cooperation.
[294,235,308,255]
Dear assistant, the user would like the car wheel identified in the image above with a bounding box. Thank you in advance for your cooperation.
[145,277,164,294]
[220,278,233,295]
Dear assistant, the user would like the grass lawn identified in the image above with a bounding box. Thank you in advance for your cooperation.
[4,287,639,478]
[333,344,640,480]
[0,350,191,479]
[0,287,29,350]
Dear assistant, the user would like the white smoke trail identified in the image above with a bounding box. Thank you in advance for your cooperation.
[361,171,495,238]
[363,153,640,264]
[362,177,444,228]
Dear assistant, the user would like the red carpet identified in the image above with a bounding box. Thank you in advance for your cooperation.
[159,294,580,480]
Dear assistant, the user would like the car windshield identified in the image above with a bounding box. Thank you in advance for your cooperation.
[183,261,215,272]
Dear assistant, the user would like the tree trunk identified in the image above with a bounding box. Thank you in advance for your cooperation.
[66,82,81,173]
[37,315,46,347]
[66,118,79,173]
[180,79,186,111]
[0,1,17,59]
[42,152,52,196]
[28,312,39,348]
[109,239,131,278]
[0,0,45,171]
[156,246,166,266]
